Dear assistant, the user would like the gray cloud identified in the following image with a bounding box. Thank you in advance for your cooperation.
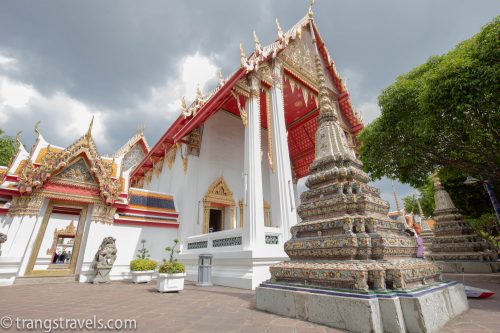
[0,0,497,208]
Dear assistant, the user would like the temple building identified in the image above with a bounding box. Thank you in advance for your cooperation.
[0,7,365,288]
[0,125,180,286]
[429,175,499,273]
[128,11,363,289]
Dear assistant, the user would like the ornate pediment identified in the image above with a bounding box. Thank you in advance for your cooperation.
[280,36,317,84]
[51,158,98,189]
[122,144,146,172]
[205,176,234,205]
[18,130,121,205]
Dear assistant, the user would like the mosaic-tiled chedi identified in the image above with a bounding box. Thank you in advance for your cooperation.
[269,55,441,291]
[429,176,497,261]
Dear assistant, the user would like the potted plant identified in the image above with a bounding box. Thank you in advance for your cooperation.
[130,240,157,283]
[156,239,186,292]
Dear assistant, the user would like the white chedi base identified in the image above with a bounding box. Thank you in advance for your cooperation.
[130,270,155,284]
[256,282,469,333]
[156,273,186,292]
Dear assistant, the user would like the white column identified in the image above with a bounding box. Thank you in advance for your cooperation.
[293,180,302,223]
[243,74,265,249]
[269,61,298,242]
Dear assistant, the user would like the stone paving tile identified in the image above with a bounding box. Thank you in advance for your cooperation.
[0,274,499,332]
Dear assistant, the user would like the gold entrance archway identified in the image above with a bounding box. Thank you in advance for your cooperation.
[203,176,236,233]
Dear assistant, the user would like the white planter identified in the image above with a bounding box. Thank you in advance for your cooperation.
[156,273,186,292]
[130,270,155,283]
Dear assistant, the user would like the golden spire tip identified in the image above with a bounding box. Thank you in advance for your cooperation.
[15,131,22,148]
[86,115,94,137]
[34,121,41,138]
[308,0,315,18]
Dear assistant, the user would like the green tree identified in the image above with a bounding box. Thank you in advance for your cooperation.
[0,130,17,166]
[359,16,500,187]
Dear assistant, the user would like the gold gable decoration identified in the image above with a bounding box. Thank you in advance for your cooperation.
[202,176,236,233]
[51,158,98,188]
[206,176,234,204]
[166,144,177,170]
[18,131,121,205]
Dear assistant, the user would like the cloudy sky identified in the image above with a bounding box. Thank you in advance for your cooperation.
[0,0,498,209]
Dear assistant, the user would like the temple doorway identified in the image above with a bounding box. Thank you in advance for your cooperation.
[25,202,88,277]
[208,208,223,233]
[202,176,236,233]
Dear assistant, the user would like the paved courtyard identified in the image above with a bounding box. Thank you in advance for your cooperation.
[0,273,499,333]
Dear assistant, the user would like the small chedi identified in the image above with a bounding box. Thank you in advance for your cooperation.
[93,237,118,284]
[419,219,435,258]
[268,55,441,291]
[429,176,498,272]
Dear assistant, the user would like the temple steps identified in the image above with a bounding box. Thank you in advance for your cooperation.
[15,276,77,285]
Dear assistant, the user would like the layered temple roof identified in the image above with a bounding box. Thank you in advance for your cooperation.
[130,10,363,185]
[0,122,179,228]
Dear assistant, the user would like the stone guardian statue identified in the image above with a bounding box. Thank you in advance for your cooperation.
[92,237,117,284]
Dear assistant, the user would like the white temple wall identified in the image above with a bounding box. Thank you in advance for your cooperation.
[78,209,178,282]
[147,111,258,242]
[0,199,49,285]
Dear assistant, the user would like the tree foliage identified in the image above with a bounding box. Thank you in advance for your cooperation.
[0,129,17,167]
[359,17,500,187]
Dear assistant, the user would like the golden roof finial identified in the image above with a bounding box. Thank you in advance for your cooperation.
[253,31,262,53]
[275,18,284,39]
[218,70,226,87]
[136,124,145,136]
[34,121,41,139]
[86,115,94,138]
[15,131,23,148]
[181,96,187,110]
[240,43,247,67]
[308,0,315,19]
[196,85,203,99]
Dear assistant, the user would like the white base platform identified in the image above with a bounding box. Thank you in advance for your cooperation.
[256,281,469,333]
[178,250,288,290]
[0,257,22,286]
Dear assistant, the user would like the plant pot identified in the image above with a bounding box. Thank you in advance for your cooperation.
[130,270,155,283]
[156,273,186,292]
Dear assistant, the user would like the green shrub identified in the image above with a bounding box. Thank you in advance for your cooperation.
[158,261,185,274]
[130,258,157,271]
